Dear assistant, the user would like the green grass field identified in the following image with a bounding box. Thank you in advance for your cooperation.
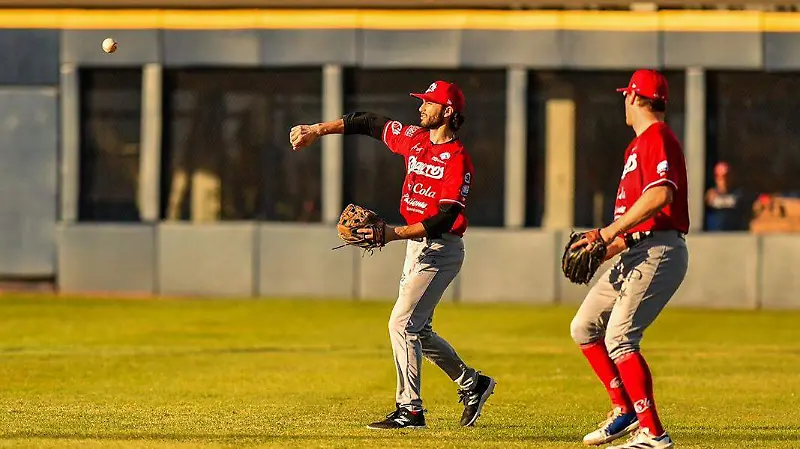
[0,295,798,448]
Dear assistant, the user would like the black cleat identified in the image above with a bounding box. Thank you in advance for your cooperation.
[458,373,496,426]
[367,407,426,429]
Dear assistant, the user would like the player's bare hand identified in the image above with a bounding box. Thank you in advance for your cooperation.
[356,227,375,241]
[289,124,319,150]
[569,228,612,251]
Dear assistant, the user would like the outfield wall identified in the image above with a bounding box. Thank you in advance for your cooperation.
[56,223,800,310]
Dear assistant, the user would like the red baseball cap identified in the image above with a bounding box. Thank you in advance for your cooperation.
[616,69,668,102]
[410,80,465,113]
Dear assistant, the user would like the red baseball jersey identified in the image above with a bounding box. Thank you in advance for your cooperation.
[381,120,474,237]
[614,122,690,234]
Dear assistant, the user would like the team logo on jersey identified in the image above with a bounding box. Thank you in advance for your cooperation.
[405,125,421,137]
[621,153,638,179]
[657,160,669,176]
[402,193,428,214]
[440,152,451,160]
[408,155,445,179]
[460,184,470,198]
[410,143,424,153]
[412,183,436,198]
[390,121,402,135]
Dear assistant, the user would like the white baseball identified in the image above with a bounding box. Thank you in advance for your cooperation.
[102,38,117,54]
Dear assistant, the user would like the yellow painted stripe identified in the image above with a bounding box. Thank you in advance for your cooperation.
[660,11,762,32]
[258,10,359,29]
[562,11,659,32]
[59,9,164,29]
[764,13,800,33]
[0,9,795,32]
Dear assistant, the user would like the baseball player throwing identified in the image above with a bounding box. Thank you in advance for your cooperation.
[289,80,496,429]
[568,70,689,448]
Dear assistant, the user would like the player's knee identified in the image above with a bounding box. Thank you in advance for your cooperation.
[570,315,598,345]
[388,314,424,336]
[604,332,639,360]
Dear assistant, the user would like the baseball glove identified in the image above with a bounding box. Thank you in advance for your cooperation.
[332,203,387,255]
[561,229,608,285]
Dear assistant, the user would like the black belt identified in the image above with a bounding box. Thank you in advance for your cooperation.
[623,230,685,248]
[410,232,461,243]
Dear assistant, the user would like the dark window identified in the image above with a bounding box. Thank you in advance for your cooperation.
[706,72,800,230]
[343,69,506,226]
[79,69,142,221]
[161,69,322,222]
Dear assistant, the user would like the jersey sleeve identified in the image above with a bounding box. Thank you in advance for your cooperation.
[381,120,423,156]
[641,135,680,193]
[439,152,473,208]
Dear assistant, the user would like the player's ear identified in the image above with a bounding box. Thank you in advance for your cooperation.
[443,106,454,118]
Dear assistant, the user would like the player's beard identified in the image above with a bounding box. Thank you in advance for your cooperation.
[420,111,445,129]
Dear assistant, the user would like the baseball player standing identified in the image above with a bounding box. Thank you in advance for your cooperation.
[289,80,496,429]
[568,70,689,449]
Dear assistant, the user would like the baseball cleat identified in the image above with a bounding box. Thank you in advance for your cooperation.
[366,407,426,429]
[606,427,674,449]
[458,373,496,426]
[582,406,639,445]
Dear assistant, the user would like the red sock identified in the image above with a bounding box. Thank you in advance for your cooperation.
[615,352,664,436]
[580,341,633,412]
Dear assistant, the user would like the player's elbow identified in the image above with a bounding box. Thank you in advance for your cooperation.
[342,112,390,140]
[648,185,673,208]
[661,186,674,205]
[421,203,462,239]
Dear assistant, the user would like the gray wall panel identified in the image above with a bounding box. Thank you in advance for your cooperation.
[361,30,460,68]
[164,30,260,66]
[460,230,556,303]
[259,224,355,298]
[764,33,800,71]
[461,30,563,67]
[261,30,357,65]
[671,234,758,309]
[158,224,256,297]
[0,89,58,276]
[0,30,59,85]
[761,235,800,309]
[62,30,160,65]
[664,32,762,69]
[564,31,659,69]
[357,240,457,302]
[57,224,155,294]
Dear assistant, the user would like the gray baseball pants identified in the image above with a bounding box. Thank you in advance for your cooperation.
[389,233,478,412]
[570,231,689,360]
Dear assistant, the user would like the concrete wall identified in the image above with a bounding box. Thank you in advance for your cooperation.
[57,224,156,294]
[0,88,59,277]
[157,223,258,298]
[56,224,800,309]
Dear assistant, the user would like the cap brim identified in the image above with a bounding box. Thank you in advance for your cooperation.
[410,92,434,102]
[616,87,630,93]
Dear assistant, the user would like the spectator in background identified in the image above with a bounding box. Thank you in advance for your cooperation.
[705,161,751,231]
